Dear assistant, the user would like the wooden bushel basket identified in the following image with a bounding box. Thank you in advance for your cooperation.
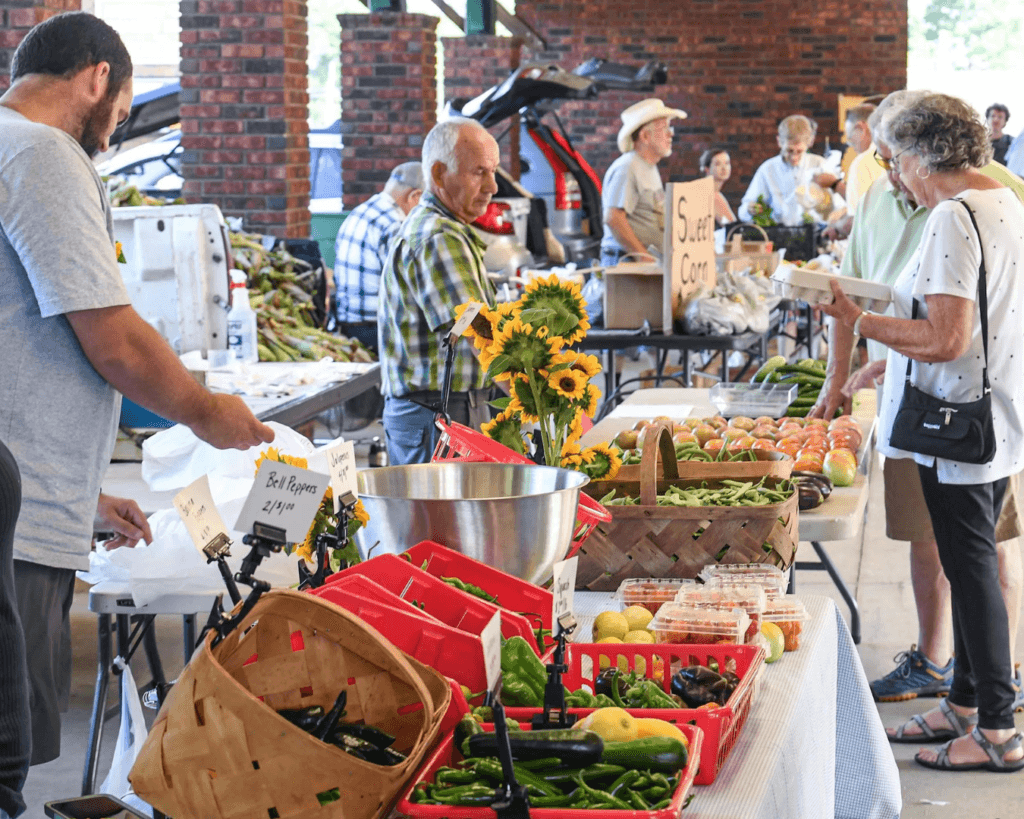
[576,425,798,591]
[129,589,451,819]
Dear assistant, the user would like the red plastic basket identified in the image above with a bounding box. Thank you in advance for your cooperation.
[310,576,492,696]
[404,540,556,650]
[504,642,764,786]
[393,722,702,819]
[431,419,612,555]
[329,554,543,654]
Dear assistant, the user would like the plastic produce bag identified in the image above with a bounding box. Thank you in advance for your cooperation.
[99,658,153,817]
[582,271,604,325]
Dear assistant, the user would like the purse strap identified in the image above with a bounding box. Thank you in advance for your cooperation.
[905,198,990,394]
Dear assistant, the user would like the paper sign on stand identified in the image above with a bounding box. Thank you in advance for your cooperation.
[481,611,502,693]
[551,556,578,636]
[325,440,358,513]
[234,460,330,544]
[173,475,232,555]
[450,301,483,341]
[664,177,716,333]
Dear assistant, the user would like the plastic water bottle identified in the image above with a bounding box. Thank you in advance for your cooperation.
[226,269,258,364]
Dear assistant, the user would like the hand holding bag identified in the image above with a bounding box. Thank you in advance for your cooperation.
[888,200,997,464]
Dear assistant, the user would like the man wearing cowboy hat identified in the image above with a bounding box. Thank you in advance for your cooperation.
[600,98,687,267]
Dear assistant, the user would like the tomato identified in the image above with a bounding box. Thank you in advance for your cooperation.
[777,416,807,426]
[730,416,756,431]
[751,437,778,452]
[828,416,860,432]
[694,424,719,447]
[797,446,826,463]
[673,430,698,445]
[707,416,729,431]
[728,435,759,455]
[704,439,726,457]
[751,425,778,441]
[684,417,704,429]
[721,427,749,443]
[634,419,652,431]
[805,418,829,429]
[776,438,803,457]
[778,422,804,438]
[753,416,778,427]
[828,430,862,452]
[823,449,857,486]
[793,456,824,473]
[828,447,858,469]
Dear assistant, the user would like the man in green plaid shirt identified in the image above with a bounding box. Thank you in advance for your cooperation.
[378,118,500,464]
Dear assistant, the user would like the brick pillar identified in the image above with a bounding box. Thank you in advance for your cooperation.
[179,0,310,238]
[443,35,522,178]
[338,12,436,210]
[0,0,81,91]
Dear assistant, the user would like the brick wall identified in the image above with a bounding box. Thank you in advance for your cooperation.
[0,0,82,91]
[338,11,437,210]
[507,0,907,201]
[443,35,523,177]
[179,0,310,238]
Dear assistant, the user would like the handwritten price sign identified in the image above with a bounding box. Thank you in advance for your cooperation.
[234,460,330,544]
[173,475,231,555]
[550,556,578,636]
[325,440,358,513]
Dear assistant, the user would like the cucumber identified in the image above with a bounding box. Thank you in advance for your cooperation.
[776,363,828,378]
[601,737,688,773]
[467,729,604,766]
[752,355,787,383]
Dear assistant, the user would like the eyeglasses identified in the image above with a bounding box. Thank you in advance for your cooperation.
[874,147,912,171]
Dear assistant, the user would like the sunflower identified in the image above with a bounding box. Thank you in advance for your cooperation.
[566,352,602,380]
[581,442,622,480]
[560,439,584,470]
[487,317,563,381]
[547,367,589,401]
[508,375,541,424]
[518,273,591,345]
[577,383,601,419]
[454,302,495,352]
[254,447,308,473]
[481,407,527,453]
[565,411,585,445]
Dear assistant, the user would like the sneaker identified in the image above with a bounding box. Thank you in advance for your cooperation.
[1012,664,1024,713]
[871,645,953,702]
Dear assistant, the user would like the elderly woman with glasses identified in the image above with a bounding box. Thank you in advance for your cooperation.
[820,93,1024,773]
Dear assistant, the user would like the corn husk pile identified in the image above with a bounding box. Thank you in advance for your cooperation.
[108,181,185,207]
[230,231,375,364]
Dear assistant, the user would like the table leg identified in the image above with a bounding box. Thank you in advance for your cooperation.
[184,613,198,662]
[796,541,862,644]
[141,619,168,706]
[82,613,112,795]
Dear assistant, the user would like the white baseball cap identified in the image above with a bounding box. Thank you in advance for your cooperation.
[617,98,688,153]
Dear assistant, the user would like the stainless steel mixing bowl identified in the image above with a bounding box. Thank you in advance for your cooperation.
[354,462,589,584]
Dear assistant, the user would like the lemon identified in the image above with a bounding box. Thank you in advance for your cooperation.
[761,621,785,663]
[623,629,656,645]
[593,611,629,642]
[634,717,689,748]
[577,707,638,742]
[622,604,654,632]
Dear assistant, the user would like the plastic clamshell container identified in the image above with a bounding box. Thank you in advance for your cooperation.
[501,642,764,786]
[709,382,798,418]
[402,540,555,649]
[770,264,893,312]
[395,721,702,817]
[651,604,749,645]
[763,596,812,651]
[616,577,696,615]
[699,562,789,599]
[675,585,766,644]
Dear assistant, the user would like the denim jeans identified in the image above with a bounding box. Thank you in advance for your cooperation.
[382,396,439,466]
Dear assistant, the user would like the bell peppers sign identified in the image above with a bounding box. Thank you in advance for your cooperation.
[664,177,716,333]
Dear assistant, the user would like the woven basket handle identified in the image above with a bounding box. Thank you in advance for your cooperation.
[639,423,678,506]
[725,222,771,244]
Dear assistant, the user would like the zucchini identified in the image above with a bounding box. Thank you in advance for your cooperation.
[467,729,604,766]
[601,737,688,773]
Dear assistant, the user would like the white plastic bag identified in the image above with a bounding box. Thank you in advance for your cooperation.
[99,658,152,817]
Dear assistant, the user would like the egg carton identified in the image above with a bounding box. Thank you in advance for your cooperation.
[770,264,893,312]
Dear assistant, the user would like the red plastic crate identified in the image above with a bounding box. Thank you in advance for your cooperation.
[404,540,555,650]
[504,643,763,786]
[393,722,702,819]
[331,554,542,653]
[431,419,612,555]
[311,578,491,696]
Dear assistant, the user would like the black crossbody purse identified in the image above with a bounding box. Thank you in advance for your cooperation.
[888,200,997,464]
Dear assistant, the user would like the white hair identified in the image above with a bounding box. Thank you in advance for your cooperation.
[869,89,930,147]
[422,116,487,193]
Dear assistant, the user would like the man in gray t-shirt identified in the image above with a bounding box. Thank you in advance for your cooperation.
[0,13,275,770]
[600,98,687,266]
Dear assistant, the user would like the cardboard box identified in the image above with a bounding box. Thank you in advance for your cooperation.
[603,262,664,329]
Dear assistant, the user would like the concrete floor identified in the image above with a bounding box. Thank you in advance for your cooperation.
[17,383,1024,817]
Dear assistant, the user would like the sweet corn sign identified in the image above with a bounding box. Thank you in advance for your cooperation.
[664,177,716,332]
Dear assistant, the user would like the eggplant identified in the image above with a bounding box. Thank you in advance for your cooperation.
[331,722,396,749]
[330,732,406,765]
[797,482,824,510]
[594,667,629,699]
[277,705,325,732]
[671,666,728,708]
[314,689,349,740]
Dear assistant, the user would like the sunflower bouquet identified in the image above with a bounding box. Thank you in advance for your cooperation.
[454,274,621,481]
[253,447,369,569]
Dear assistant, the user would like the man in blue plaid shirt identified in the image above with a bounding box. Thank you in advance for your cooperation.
[333,161,424,351]
[378,118,500,465]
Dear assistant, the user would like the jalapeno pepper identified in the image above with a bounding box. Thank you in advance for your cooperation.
[571,773,632,811]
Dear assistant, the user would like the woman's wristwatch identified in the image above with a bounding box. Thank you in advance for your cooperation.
[852,310,870,337]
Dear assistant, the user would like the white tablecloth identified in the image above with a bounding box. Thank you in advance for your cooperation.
[574,592,901,819]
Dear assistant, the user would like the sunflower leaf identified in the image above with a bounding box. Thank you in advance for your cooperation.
[490,396,512,411]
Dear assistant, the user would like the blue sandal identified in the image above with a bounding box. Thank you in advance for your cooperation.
[915,727,1024,772]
